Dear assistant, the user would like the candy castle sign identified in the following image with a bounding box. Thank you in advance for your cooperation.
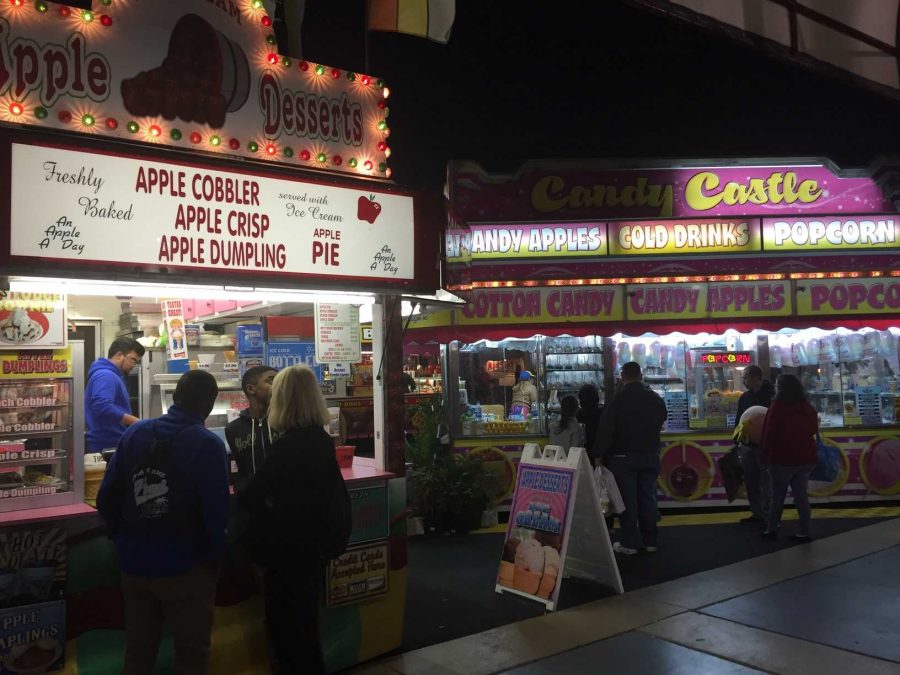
[449,161,900,221]
[0,0,392,178]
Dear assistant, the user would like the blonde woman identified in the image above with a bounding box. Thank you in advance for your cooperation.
[236,366,350,674]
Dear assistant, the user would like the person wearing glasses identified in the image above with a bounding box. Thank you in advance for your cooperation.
[86,337,145,453]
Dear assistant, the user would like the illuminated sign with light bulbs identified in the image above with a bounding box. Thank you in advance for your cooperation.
[0,0,392,178]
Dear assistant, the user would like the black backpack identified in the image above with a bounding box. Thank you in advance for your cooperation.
[122,424,199,532]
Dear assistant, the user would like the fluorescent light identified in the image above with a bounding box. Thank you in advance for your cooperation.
[7,277,375,305]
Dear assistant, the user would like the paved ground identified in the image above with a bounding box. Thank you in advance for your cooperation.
[351,517,900,675]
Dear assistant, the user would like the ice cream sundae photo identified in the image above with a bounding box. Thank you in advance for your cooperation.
[0,308,45,344]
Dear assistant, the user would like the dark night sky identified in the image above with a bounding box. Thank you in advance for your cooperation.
[299,1,900,191]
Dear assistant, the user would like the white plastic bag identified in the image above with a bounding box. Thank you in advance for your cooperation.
[593,466,625,514]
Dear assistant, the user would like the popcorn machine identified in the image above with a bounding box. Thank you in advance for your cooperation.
[689,348,754,429]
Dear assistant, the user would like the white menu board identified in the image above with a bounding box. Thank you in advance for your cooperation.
[315,304,361,364]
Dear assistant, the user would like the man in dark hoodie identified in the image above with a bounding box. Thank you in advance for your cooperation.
[85,337,145,453]
[97,369,229,675]
[736,365,775,524]
[225,365,279,486]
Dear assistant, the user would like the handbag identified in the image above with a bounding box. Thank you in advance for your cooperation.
[717,446,743,503]
[809,433,840,483]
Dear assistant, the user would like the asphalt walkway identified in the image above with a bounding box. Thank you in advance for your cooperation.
[352,516,900,674]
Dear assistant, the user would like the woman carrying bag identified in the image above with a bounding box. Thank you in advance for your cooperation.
[760,374,818,542]
[237,366,351,674]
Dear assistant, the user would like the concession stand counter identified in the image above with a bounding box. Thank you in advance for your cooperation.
[0,2,442,672]
[408,158,900,509]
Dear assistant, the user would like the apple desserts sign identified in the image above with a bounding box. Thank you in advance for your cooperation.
[0,0,392,178]
[9,143,414,283]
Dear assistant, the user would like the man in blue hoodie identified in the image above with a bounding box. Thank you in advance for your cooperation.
[97,369,229,675]
[85,337,145,453]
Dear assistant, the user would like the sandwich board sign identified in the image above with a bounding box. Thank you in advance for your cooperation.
[495,444,622,610]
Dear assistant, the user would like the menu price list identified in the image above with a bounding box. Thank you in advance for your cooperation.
[856,387,882,426]
[665,391,689,431]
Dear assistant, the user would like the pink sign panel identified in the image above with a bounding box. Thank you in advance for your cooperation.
[497,465,574,606]
[450,161,900,222]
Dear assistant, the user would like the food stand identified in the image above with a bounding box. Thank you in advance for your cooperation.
[408,158,900,508]
[0,1,442,671]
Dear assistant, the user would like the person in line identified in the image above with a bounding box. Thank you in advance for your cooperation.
[224,365,279,487]
[594,361,668,555]
[576,383,603,466]
[236,366,351,674]
[96,370,230,675]
[735,365,775,524]
[85,337,145,453]
[548,395,586,452]
[760,373,818,541]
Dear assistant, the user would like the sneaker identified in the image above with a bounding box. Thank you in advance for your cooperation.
[740,515,765,524]
[644,546,658,553]
[613,542,638,555]
[790,534,812,543]
[761,530,777,540]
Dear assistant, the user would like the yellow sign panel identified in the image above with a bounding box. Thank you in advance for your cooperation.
[456,287,624,325]
[469,224,608,260]
[762,216,900,251]
[797,279,900,315]
[0,347,74,379]
[608,219,761,256]
[626,281,792,320]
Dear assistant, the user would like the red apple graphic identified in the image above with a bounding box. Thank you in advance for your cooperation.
[357,194,382,223]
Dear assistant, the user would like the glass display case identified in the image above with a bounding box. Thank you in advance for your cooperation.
[610,331,762,432]
[769,328,843,428]
[453,338,543,437]
[404,352,443,394]
[153,372,246,428]
[0,342,85,512]
[610,334,689,432]
[544,335,604,419]
[770,327,900,428]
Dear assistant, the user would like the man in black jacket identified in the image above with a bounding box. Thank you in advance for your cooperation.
[736,365,775,524]
[224,366,279,486]
[594,362,668,555]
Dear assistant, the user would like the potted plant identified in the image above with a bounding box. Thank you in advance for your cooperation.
[406,396,499,534]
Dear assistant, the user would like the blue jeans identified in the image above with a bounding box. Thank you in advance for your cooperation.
[739,443,771,519]
[767,464,815,534]
[608,452,661,550]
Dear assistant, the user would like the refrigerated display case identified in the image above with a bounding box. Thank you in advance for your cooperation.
[152,372,246,428]
[0,342,85,512]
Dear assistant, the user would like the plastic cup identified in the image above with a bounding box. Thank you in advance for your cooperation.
[335,445,354,469]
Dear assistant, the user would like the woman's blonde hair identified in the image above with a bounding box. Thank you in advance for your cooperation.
[267,365,331,431]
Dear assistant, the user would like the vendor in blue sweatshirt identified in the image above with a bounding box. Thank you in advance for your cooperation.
[97,369,230,675]
[85,337,145,453]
